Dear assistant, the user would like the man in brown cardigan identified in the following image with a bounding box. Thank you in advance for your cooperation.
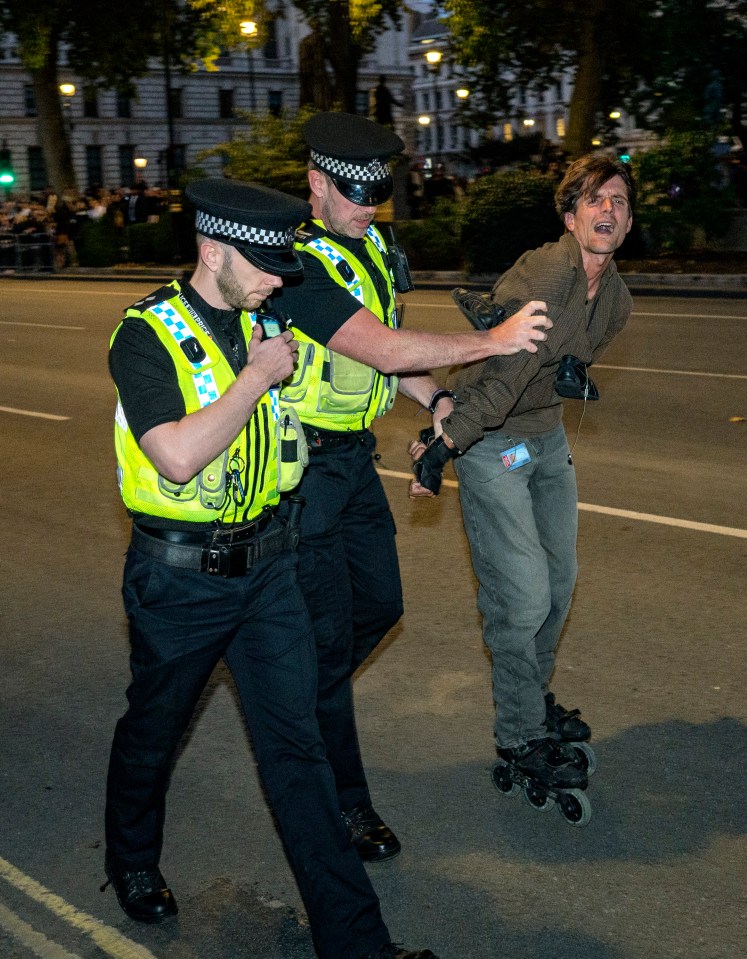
[410,155,634,807]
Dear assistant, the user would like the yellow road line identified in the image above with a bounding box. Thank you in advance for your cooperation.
[0,902,83,959]
[0,857,159,959]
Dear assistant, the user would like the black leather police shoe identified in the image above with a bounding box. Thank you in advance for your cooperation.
[102,856,178,923]
[359,944,439,959]
[341,803,402,863]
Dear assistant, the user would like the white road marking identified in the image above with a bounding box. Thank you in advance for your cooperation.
[377,468,747,539]
[0,406,70,421]
[595,364,747,380]
[0,321,85,330]
[0,856,159,959]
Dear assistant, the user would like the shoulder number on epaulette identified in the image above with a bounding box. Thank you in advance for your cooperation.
[127,285,175,314]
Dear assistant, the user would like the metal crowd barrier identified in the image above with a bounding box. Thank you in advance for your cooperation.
[0,232,56,273]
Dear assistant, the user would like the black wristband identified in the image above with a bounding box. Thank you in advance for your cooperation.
[413,435,459,495]
[428,388,456,414]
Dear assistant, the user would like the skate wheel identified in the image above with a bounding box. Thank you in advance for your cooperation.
[558,788,592,826]
[491,762,519,797]
[572,742,597,776]
[522,783,554,812]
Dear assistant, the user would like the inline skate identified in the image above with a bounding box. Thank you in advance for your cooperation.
[491,736,592,826]
[544,692,597,776]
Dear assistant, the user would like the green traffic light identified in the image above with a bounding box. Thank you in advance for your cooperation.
[0,172,14,184]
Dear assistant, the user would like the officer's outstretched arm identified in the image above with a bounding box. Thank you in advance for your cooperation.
[327,302,551,375]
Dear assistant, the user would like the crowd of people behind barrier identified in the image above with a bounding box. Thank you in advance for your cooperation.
[0,184,169,273]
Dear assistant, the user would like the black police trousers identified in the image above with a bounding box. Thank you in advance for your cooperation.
[279,431,405,812]
[105,525,390,959]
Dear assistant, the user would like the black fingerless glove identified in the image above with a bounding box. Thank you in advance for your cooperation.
[413,435,459,495]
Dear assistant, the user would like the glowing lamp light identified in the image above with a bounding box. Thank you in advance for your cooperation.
[522,118,535,127]
[134,157,148,170]
[425,49,442,65]
[59,83,76,97]
[418,115,431,126]
[609,110,621,119]
[455,87,470,99]
[240,20,258,36]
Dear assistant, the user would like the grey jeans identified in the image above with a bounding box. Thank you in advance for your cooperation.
[455,424,578,749]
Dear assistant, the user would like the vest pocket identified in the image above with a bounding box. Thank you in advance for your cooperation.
[157,450,228,509]
[282,342,315,401]
[277,406,309,492]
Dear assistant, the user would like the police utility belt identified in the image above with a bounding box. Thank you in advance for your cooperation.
[132,509,296,578]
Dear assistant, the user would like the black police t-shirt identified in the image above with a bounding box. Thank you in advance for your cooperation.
[273,232,391,343]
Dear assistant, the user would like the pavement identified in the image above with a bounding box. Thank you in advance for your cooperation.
[5,265,747,296]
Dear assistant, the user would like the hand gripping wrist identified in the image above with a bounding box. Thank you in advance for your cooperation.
[413,434,458,495]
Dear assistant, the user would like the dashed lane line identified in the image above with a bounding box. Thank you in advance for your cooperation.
[0,856,159,959]
[377,468,747,539]
[0,407,70,421]
[0,321,85,330]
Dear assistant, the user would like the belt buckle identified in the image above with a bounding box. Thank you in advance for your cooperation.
[202,543,248,577]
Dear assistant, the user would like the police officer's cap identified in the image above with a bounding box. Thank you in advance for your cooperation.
[303,112,404,206]
[185,178,311,277]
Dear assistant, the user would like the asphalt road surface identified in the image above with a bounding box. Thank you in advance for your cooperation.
[1,280,745,959]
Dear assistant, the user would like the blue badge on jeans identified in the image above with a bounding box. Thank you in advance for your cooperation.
[501,443,531,471]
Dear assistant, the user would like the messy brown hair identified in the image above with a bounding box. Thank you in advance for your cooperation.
[555,155,636,220]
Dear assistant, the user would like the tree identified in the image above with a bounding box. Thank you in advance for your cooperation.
[443,0,747,158]
[291,0,404,113]
[198,108,317,198]
[628,0,747,144]
[443,0,647,159]
[0,0,260,196]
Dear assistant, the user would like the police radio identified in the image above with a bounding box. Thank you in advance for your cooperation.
[257,306,291,339]
[385,226,415,294]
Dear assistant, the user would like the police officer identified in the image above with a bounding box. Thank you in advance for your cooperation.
[272,112,552,862]
[104,178,438,959]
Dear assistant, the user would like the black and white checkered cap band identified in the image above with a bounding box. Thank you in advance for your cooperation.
[195,210,295,248]
[311,150,390,183]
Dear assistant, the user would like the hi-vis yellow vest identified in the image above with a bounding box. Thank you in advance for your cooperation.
[279,221,399,432]
[112,281,280,524]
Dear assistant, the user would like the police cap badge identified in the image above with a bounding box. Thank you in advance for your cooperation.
[303,112,405,206]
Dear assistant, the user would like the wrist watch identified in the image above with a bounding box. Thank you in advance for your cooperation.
[428,388,457,414]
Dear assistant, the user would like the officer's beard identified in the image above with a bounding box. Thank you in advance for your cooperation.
[216,247,267,312]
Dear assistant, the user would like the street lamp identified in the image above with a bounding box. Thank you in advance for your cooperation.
[134,155,148,185]
[59,83,76,132]
[240,20,258,112]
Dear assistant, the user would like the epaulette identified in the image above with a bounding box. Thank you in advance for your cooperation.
[126,285,176,315]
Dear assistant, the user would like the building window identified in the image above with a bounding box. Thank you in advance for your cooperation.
[83,87,99,118]
[86,145,103,190]
[24,85,37,117]
[118,145,134,187]
[555,116,566,138]
[219,88,235,118]
[263,19,278,60]
[355,90,368,115]
[168,88,183,119]
[27,147,47,191]
[116,92,131,119]
[268,89,283,117]
[503,123,513,142]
